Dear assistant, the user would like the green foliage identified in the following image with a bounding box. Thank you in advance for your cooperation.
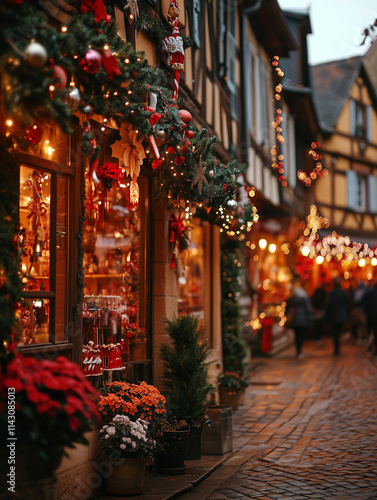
[159,315,214,424]
[0,136,22,359]
[220,236,248,374]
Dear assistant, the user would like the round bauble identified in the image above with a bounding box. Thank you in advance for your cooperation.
[83,104,93,115]
[25,124,43,145]
[227,199,237,208]
[174,156,185,166]
[186,130,194,139]
[167,146,176,155]
[155,130,167,146]
[80,49,102,74]
[53,65,67,89]
[66,86,81,111]
[209,170,214,177]
[25,42,47,70]
[178,109,192,124]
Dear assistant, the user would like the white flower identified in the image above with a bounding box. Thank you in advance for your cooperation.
[105,435,109,440]
[122,437,127,442]
[132,441,136,449]
[107,427,116,435]
[120,444,126,449]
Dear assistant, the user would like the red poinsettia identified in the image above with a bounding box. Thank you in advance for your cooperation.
[97,161,124,184]
[0,354,100,460]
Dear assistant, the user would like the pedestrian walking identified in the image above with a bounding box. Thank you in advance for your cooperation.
[365,279,377,355]
[325,276,349,356]
[285,278,312,358]
[350,280,368,343]
[310,284,327,346]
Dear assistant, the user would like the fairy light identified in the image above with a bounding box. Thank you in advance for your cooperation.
[298,142,329,186]
[271,56,286,186]
[5,119,13,127]
[61,26,67,33]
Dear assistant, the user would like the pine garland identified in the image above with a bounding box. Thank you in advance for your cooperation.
[0,136,23,360]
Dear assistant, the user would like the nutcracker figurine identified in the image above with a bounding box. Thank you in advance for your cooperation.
[162,1,185,101]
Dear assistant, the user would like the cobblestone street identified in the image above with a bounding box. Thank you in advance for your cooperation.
[180,337,377,500]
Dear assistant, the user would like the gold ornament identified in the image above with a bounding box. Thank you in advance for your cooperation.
[111,125,146,179]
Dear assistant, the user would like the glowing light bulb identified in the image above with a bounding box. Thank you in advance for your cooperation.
[258,238,267,250]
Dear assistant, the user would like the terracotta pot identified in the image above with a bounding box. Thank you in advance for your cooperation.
[218,386,242,411]
[106,457,147,495]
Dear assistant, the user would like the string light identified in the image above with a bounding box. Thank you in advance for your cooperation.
[271,56,286,186]
[298,142,329,186]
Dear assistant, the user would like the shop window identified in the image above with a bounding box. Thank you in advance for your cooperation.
[19,164,69,345]
[82,173,150,383]
[347,170,376,213]
[178,219,205,321]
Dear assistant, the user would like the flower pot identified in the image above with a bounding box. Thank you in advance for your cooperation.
[219,386,242,411]
[202,405,233,455]
[158,429,189,475]
[106,457,147,495]
[185,419,211,460]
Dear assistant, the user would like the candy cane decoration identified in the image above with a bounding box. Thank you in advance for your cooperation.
[146,91,161,158]
[161,10,185,102]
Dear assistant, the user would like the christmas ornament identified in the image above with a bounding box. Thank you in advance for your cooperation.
[152,158,164,170]
[53,65,67,89]
[145,92,162,158]
[130,178,139,204]
[186,130,194,139]
[80,0,111,23]
[25,124,43,145]
[178,109,192,124]
[227,199,237,208]
[169,213,186,269]
[123,0,139,20]
[66,86,81,111]
[24,42,47,70]
[110,124,146,178]
[80,49,102,74]
[167,146,176,155]
[155,130,167,146]
[162,2,185,102]
[174,156,185,166]
[191,155,207,194]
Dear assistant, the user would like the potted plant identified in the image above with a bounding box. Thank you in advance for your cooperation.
[158,315,213,467]
[98,381,167,435]
[217,371,251,410]
[99,414,156,495]
[0,353,99,498]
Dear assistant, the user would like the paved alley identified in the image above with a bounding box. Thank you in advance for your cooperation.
[179,337,377,500]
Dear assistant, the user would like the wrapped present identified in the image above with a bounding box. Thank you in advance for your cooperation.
[100,343,125,371]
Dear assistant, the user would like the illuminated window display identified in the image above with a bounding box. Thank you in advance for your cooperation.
[82,171,150,383]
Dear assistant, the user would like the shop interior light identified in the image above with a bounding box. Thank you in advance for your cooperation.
[301,245,310,257]
[358,258,366,267]
[315,255,324,264]
[268,243,277,253]
[258,238,267,250]
[372,257,377,266]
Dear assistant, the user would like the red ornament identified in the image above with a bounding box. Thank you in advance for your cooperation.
[53,65,67,89]
[186,130,194,139]
[174,156,185,166]
[178,109,192,124]
[152,158,164,170]
[25,124,43,145]
[80,49,102,74]
[102,49,121,79]
[167,146,176,155]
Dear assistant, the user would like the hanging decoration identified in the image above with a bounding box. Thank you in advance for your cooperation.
[123,0,139,22]
[270,56,286,187]
[146,91,162,160]
[161,1,185,101]
[169,213,190,269]
[360,19,377,45]
[80,0,111,23]
[297,142,328,186]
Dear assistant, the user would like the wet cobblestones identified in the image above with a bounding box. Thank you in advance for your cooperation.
[180,338,377,499]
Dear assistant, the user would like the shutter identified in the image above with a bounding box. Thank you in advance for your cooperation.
[218,0,225,77]
[347,170,357,209]
[243,42,252,135]
[192,0,201,48]
[350,99,356,136]
[367,105,372,142]
[259,58,266,145]
[368,174,376,213]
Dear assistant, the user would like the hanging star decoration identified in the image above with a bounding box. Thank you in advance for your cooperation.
[111,124,146,179]
[124,0,139,21]
[191,155,207,195]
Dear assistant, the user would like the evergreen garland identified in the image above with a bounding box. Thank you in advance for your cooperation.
[220,236,248,375]
[135,12,194,50]
[0,136,22,361]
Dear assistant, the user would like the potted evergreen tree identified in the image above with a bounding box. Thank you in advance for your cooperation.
[158,315,213,471]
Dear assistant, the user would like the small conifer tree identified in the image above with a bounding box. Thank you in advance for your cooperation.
[159,315,213,424]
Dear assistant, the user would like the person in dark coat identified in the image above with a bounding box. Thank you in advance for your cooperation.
[325,276,349,356]
[285,279,312,358]
[365,280,377,355]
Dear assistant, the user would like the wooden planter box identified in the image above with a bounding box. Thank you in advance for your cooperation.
[202,405,233,455]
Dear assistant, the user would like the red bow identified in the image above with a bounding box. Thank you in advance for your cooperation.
[80,0,111,22]
[102,49,121,79]
[169,214,184,243]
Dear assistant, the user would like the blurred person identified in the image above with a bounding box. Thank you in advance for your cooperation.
[285,278,312,358]
[310,284,327,346]
[325,276,349,356]
[350,280,368,344]
[365,279,377,355]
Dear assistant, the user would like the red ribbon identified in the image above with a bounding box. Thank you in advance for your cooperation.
[169,214,184,243]
[102,50,121,79]
[80,0,111,23]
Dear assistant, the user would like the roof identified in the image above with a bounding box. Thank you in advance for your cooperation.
[310,57,361,129]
